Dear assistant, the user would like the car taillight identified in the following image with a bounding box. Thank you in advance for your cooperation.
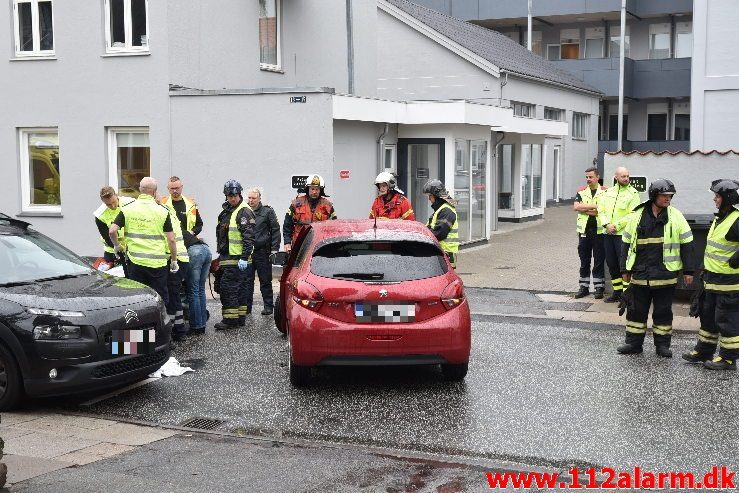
[441,279,465,310]
[293,280,323,311]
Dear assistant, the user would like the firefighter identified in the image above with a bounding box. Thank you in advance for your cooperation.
[573,166,607,299]
[94,186,135,274]
[423,179,459,268]
[369,171,415,220]
[214,180,256,330]
[283,174,336,253]
[682,179,739,370]
[617,179,694,357]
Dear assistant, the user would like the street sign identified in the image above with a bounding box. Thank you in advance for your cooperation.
[292,175,309,189]
[613,176,648,192]
[290,96,307,103]
[339,170,350,179]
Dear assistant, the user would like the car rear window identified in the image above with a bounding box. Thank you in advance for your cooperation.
[310,241,448,282]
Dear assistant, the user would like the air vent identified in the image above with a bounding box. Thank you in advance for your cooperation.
[180,417,224,430]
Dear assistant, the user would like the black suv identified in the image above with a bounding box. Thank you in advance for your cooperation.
[0,214,171,410]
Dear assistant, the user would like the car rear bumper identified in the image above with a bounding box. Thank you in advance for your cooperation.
[289,301,471,366]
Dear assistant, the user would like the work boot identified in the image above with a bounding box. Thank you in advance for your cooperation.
[617,343,643,355]
[703,356,736,370]
[594,288,604,300]
[681,350,712,363]
[574,287,590,299]
[655,346,673,358]
[261,306,273,316]
[214,321,236,331]
[605,292,621,303]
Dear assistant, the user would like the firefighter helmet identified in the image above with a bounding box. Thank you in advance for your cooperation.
[223,179,243,196]
[710,179,739,206]
[648,179,676,201]
[375,171,397,190]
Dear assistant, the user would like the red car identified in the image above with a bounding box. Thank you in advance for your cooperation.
[273,220,471,386]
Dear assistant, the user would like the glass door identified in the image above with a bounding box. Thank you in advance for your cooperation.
[407,143,441,223]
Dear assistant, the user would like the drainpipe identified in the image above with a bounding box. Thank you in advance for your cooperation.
[670,14,676,59]
[527,0,532,51]
[492,131,505,233]
[377,123,389,174]
[345,0,355,94]
[617,0,626,151]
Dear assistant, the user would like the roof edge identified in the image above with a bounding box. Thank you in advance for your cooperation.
[502,70,602,98]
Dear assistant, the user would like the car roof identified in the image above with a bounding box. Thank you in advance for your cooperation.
[308,220,437,245]
[0,213,31,235]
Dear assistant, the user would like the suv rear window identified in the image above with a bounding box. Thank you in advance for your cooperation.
[310,241,448,282]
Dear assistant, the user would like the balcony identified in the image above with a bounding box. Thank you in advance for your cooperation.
[553,57,633,98]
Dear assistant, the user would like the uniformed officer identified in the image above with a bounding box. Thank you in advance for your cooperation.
[214,179,256,330]
[682,179,739,370]
[94,186,135,273]
[423,179,459,268]
[599,166,641,303]
[617,179,694,357]
[108,177,178,303]
[573,167,607,299]
[369,171,415,221]
[283,174,336,253]
[245,187,280,316]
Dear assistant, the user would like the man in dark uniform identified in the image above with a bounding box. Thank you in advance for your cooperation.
[572,167,607,299]
[423,179,459,268]
[214,180,256,330]
[618,179,694,357]
[245,187,281,316]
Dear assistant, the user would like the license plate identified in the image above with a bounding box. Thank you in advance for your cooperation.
[355,302,416,323]
[112,328,156,355]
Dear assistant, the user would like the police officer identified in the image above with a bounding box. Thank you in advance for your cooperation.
[599,167,641,303]
[423,179,459,268]
[573,167,607,299]
[283,174,336,253]
[369,171,415,220]
[94,186,135,274]
[108,177,178,303]
[245,187,280,316]
[214,180,256,330]
[617,179,694,357]
[682,179,739,370]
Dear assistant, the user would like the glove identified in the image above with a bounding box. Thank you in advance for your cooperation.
[689,277,705,318]
[238,259,249,271]
[170,260,179,273]
[114,244,125,254]
[618,288,634,317]
[729,254,739,269]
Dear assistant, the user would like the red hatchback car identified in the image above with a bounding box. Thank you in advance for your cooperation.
[273,220,471,386]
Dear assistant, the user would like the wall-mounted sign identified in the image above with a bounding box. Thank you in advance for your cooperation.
[292,175,309,189]
[339,170,350,179]
[290,96,307,103]
[613,176,647,192]
[416,167,429,179]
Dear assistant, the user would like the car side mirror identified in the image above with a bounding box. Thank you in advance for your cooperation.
[271,251,288,266]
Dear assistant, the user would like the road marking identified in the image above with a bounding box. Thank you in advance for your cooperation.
[80,378,159,406]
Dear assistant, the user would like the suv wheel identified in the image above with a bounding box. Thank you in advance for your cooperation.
[441,362,468,382]
[0,344,22,411]
[288,335,310,387]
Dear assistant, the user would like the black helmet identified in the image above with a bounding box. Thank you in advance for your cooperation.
[648,179,676,201]
[422,179,447,198]
[710,179,739,206]
[223,179,243,196]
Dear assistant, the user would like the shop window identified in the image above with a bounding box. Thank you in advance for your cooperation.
[497,144,514,211]
[19,129,61,212]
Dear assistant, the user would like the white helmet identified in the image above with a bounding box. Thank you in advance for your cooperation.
[375,171,397,190]
[305,174,325,189]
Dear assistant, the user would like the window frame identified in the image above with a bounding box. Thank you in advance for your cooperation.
[103,0,150,54]
[513,101,535,118]
[106,127,151,196]
[609,24,630,58]
[12,0,55,58]
[675,21,692,59]
[383,144,397,173]
[544,107,563,121]
[584,27,605,59]
[546,44,561,61]
[18,127,61,214]
[572,112,588,140]
[649,23,671,60]
[259,0,281,71]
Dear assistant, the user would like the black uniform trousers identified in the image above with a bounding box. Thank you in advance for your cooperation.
[577,233,605,289]
[693,291,739,360]
[245,248,273,309]
[166,261,188,336]
[220,264,248,326]
[128,263,169,303]
[624,284,675,348]
[604,234,626,293]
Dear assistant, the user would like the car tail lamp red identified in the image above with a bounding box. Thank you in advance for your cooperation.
[293,280,324,311]
[441,279,465,310]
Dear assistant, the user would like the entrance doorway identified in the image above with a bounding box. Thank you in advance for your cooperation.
[398,139,445,224]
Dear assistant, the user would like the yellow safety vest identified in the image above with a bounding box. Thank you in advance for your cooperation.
[428,202,459,266]
[228,202,251,257]
[161,196,197,263]
[576,186,606,234]
[121,194,171,268]
[93,196,135,254]
[622,205,693,272]
[704,209,739,292]
[598,184,641,234]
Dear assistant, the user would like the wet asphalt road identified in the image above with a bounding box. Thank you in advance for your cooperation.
[36,294,739,476]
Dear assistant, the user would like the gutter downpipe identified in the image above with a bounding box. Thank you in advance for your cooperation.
[377,123,389,174]
[346,0,355,95]
[527,0,532,51]
[617,0,626,151]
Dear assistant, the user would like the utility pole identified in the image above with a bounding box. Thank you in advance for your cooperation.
[617,0,626,150]
[527,0,532,51]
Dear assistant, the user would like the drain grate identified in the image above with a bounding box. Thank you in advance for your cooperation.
[180,417,225,430]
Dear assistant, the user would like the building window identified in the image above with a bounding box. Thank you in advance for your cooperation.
[521,144,543,210]
[383,144,396,173]
[649,23,671,59]
[19,129,61,212]
[647,114,667,141]
[544,107,563,121]
[609,25,630,58]
[675,22,692,58]
[674,114,690,140]
[546,44,561,61]
[513,101,535,118]
[560,28,580,60]
[498,144,514,211]
[104,0,149,53]
[13,0,54,57]
[572,113,588,139]
[584,27,604,59]
[259,0,280,69]
[608,114,628,141]
[108,128,150,197]
[524,31,542,56]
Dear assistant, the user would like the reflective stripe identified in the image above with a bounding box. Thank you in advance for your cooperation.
[662,243,681,249]
[630,278,648,286]
[401,209,414,219]
[698,329,719,339]
[626,325,647,334]
[444,238,460,244]
[705,252,732,262]
[707,240,739,252]
[650,278,678,286]
[663,256,681,263]
[626,321,646,328]
[636,238,663,244]
[129,252,170,260]
[679,231,693,240]
[219,259,239,266]
[622,231,632,240]
[228,240,243,245]
[126,232,164,240]
[720,335,739,349]
[652,325,673,335]
[705,282,739,292]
